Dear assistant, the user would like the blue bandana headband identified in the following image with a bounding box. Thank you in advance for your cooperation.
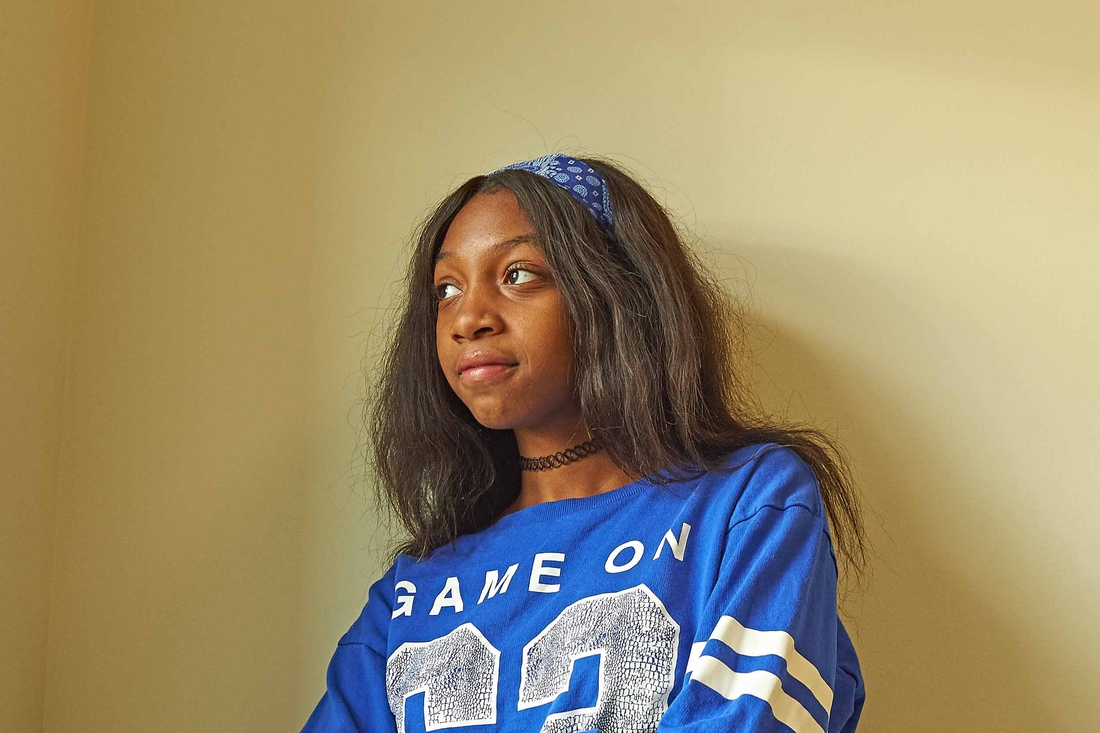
[491,154,614,235]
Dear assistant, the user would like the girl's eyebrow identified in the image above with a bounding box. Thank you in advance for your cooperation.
[434,234,537,264]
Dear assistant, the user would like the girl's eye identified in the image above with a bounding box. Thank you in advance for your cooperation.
[506,267,538,285]
[437,267,541,301]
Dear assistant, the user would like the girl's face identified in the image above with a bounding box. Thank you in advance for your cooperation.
[434,190,581,432]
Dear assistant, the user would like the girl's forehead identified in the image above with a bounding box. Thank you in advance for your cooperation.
[434,234,542,268]
[450,190,530,239]
[435,191,541,264]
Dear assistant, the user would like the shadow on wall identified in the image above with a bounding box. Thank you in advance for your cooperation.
[722,242,1082,731]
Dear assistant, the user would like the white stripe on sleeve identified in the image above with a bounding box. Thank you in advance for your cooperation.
[685,641,707,674]
[709,615,833,712]
[690,655,825,733]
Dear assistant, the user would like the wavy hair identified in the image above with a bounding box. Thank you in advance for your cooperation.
[363,156,869,592]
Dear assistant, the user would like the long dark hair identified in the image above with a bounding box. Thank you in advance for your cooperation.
[363,155,869,592]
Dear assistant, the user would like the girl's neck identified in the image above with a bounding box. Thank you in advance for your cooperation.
[514,453,638,510]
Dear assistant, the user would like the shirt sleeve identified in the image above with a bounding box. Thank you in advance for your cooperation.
[658,449,846,733]
[301,566,398,733]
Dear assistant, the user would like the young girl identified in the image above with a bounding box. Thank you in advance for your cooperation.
[303,154,868,732]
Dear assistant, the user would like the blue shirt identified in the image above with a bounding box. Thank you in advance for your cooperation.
[303,442,865,732]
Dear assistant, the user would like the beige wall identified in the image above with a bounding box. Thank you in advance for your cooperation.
[6,0,1097,730]
[0,1,92,731]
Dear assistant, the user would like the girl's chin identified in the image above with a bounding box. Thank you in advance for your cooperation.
[469,414,517,431]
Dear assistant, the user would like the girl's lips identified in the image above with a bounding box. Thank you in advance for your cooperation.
[460,363,517,384]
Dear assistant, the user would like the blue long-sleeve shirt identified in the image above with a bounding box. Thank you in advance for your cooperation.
[303,442,865,732]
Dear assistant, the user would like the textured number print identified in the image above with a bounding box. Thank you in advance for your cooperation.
[385,623,500,733]
[519,584,680,733]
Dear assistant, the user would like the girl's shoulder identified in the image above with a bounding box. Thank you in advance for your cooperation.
[362,442,826,586]
[718,441,826,522]
[337,560,399,649]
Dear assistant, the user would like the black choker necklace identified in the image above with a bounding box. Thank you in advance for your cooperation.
[518,439,601,472]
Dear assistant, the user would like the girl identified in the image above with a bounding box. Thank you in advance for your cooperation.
[303,153,868,732]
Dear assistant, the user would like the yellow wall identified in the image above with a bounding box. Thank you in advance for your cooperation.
[0,1,92,731]
[11,0,1099,730]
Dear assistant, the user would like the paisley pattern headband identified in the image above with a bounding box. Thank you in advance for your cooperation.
[491,154,614,235]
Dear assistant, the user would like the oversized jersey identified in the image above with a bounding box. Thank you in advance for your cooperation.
[302,443,865,732]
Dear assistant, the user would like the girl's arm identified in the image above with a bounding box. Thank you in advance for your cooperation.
[301,568,398,733]
[659,453,865,733]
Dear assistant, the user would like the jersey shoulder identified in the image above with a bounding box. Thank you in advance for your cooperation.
[338,559,399,649]
[712,442,827,528]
